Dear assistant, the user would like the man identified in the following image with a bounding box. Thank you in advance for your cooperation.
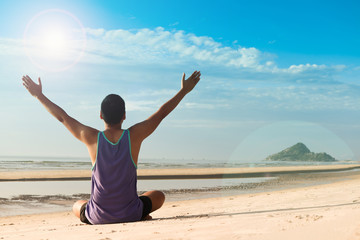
[22,70,201,224]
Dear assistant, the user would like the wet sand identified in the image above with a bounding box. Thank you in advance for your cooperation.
[1,164,359,181]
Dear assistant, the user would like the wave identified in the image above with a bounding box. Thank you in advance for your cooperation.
[0,156,358,171]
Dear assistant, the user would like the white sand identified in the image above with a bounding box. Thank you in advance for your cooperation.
[1,171,360,239]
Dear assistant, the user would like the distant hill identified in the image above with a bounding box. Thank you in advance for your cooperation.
[266,142,337,162]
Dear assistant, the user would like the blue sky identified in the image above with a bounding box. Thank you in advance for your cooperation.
[0,0,359,163]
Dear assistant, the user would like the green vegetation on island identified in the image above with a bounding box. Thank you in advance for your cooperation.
[266,142,337,162]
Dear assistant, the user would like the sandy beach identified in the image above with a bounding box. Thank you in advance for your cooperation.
[1,165,360,239]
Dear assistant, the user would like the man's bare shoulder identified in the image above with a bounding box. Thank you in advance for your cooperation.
[79,125,100,145]
[128,122,143,139]
[128,120,154,143]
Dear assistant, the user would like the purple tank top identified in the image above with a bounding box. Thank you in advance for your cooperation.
[85,130,143,224]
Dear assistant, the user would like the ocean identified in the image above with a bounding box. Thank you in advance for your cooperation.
[0,155,357,172]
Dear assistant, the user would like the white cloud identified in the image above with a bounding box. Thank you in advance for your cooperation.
[85,28,105,37]
[167,119,266,128]
[0,27,350,83]
[183,102,230,110]
[333,65,347,71]
[240,85,360,111]
[81,27,346,76]
[353,66,360,71]
[0,38,24,56]
[124,100,159,112]
[0,26,348,78]
[131,89,178,98]
[286,63,327,74]
[83,27,266,69]
[169,22,179,27]
[268,40,276,44]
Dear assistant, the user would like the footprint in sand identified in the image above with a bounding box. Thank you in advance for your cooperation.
[295,214,323,221]
[313,215,323,221]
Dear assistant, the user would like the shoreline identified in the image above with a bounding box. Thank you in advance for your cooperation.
[0,164,359,181]
[1,166,360,218]
[1,172,360,239]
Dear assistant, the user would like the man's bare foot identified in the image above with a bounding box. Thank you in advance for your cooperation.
[143,215,152,220]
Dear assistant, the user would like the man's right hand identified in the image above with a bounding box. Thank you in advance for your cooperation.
[181,71,201,94]
[22,75,43,98]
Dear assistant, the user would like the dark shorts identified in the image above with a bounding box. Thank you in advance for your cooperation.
[79,203,91,224]
[79,196,152,224]
[139,195,152,219]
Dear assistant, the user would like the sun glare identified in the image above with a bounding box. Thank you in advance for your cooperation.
[23,9,86,72]
[43,30,67,54]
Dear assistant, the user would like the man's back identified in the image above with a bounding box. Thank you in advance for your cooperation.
[86,130,143,224]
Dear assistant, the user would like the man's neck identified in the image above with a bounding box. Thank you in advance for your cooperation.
[104,122,123,131]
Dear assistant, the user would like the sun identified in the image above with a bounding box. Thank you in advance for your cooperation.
[43,30,67,54]
[23,9,87,72]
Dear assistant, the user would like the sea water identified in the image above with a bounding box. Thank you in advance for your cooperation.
[0,155,357,171]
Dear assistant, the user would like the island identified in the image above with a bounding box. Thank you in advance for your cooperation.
[265,142,337,162]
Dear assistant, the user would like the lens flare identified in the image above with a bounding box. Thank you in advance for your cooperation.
[228,121,354,164]
[23,9,87,72]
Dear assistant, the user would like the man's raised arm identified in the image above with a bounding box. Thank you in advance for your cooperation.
[129,71,201,164]
[22,75,98,147]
